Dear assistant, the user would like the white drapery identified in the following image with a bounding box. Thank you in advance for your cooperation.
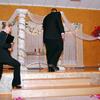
[26,11,98,67]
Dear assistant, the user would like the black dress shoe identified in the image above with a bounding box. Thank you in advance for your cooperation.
[48,64,55,72]
[54,66,59,71]
[48,67,55,72]
[12,85,22,89]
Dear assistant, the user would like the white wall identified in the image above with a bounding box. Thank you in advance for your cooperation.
[0,0,100,10]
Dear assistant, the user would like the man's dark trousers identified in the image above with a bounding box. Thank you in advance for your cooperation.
[45,38,63,67]
[0,57,21,86]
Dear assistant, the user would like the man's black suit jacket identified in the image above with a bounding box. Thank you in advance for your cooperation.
[0,31,12,63]
[43,12,64,43]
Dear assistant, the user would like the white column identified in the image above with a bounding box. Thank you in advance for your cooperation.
[17,9,28,70]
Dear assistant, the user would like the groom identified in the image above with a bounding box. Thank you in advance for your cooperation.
[43,8,65,72]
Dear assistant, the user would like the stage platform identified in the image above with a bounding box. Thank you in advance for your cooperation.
[0,67,100,100]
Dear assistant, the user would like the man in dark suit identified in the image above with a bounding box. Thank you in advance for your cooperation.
[0,22,21,89]
[43,8,65,72]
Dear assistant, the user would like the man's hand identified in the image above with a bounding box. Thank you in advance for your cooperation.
[61,32,65,40]
[8,48,13,52]
[8,42,14,52]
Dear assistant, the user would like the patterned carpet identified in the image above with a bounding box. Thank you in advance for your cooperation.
[0,73,12,92]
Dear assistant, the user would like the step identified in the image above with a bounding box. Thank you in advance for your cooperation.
[22,78,91,88]
[0,92,12,100]
[12,85,100,98]
[21,71,100,80]
[13,96,97,100]
[21,71,100,85]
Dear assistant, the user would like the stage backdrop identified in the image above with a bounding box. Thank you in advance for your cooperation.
[0,5,100,67]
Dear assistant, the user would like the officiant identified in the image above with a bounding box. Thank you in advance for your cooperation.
[0,22,21,89]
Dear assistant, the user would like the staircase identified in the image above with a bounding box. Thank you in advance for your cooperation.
[12,71,100,99]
